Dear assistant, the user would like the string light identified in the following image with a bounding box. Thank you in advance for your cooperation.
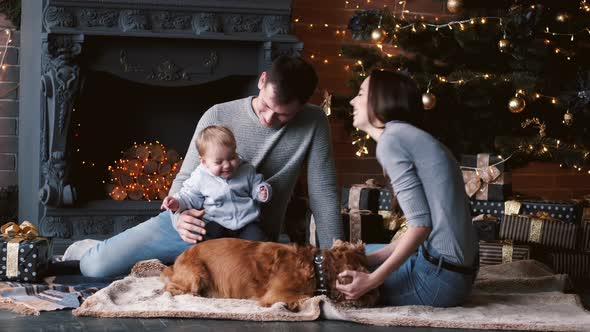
[106,142,182,201]
[0,29,11,71]
[297,6,590,161]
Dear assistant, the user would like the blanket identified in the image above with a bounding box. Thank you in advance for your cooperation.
[72,259,590,331]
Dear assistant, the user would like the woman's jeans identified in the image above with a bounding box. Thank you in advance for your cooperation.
[365,244,476,307]
[79,211,266,278]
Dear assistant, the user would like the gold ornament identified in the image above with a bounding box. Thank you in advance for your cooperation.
[563,110,574,126]
[422,92,437,110]
[508,96,526,113]
[371,28,386,42]
[498,39,510,52]
[447,0,463,13]
[556,12,570,22]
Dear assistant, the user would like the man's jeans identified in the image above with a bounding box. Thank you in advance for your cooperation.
[80,210,267,278]
[80,211,192,277]
[366,244,476,307]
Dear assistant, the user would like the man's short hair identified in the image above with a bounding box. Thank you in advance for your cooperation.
[196,125,236,156]
[265,55,319,105]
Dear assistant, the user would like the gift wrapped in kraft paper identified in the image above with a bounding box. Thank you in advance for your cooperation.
[342,210,394,244]
[341,179,382,213]
[499,213,577,250]
[461,154,512,201]
[0,221,52,282]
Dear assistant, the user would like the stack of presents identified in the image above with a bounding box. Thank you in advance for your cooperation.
[341,153,590,282]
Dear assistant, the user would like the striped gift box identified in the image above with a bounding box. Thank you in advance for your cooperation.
[546,251,590,279]
[581,208,590,252]
[479,240,531,265]
[499,214,577,250]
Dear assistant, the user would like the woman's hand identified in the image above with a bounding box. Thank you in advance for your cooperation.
[175,209,207,244]
[335,270,382,300]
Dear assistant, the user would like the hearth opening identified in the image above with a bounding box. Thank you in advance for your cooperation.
[69,70,256,203]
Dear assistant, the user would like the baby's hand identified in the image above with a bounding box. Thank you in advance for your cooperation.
[161,196,180,212]
[259,186,268,202]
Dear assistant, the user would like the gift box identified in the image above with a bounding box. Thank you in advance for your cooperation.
[521,200,582,224]
[460,154,512,201]
[499,214,577,250]
[378,188,395,211]
[544,251,590,279]
[0,222,52,282]
[479,240,531,265]
[342,212,393,243]
[341,183,381,213]
[472,214,500,241]
[470,200,507,218]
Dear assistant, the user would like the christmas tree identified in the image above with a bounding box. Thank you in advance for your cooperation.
[337,0,590,170]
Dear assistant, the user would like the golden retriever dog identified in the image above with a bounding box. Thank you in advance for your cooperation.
[161,238,379,310]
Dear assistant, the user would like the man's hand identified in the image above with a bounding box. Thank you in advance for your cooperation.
[259,186,268,201]
[335,270,381,300]
[160,196,180,212]
[175,209,207,244]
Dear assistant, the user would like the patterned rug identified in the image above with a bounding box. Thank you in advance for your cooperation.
[0,275,112,315]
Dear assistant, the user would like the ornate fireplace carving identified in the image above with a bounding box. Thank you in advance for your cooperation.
[20,0,302,251]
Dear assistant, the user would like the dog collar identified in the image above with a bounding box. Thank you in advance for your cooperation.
[313,251,328,296]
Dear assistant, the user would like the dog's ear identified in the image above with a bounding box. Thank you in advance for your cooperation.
[331,239,346,249]
[331,239,366,254]
[345,240,365,255]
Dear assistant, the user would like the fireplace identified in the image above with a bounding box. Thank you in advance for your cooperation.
[19,0,302,252]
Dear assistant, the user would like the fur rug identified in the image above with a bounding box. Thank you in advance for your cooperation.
[73,259,590,331]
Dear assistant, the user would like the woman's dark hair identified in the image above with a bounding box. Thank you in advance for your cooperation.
[265,55,318,105]
[367,70,424,128]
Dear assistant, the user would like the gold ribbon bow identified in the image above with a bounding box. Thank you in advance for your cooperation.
[463,165,502,199]
[1,221,39,240]
[1,221,40,278]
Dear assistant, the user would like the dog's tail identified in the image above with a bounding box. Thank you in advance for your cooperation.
[160,265,173,282]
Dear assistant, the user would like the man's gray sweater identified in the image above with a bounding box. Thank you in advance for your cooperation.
[170,96,343,248]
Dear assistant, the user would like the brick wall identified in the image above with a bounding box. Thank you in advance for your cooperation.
[0,15,17,188]
[292,0,590,200]
[0,4,588,203]
[0,14,18,218]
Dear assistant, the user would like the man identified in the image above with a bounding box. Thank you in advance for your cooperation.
[78,56,343,278]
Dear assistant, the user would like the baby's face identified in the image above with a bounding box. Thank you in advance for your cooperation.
[201,145,240,178]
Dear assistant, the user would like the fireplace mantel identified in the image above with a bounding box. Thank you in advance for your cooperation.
[19,0,302,252]
[43,0,295,41]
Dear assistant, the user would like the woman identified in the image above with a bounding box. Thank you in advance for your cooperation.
[336,70,478,307]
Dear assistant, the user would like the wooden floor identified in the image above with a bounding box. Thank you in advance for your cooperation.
[2,264,588,332]
[0,309,520,332]
[3,292,589,332]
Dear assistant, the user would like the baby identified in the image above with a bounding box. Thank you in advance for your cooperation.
[161,125,271,241]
